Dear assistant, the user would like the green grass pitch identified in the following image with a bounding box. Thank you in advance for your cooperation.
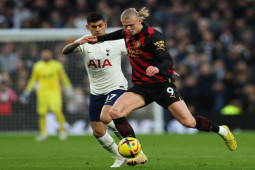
[0,132,254,169]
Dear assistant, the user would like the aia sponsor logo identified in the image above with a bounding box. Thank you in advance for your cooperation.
[88,59,112,68]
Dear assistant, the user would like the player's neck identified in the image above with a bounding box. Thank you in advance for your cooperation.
[43,59,51,62]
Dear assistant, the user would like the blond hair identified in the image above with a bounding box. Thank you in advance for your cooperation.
[121,7,149,21]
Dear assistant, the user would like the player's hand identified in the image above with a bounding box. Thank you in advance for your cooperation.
[19,94,29,104]
[65,87,73,100]
[146,66,159,77]
[74,35,88,45]
[19,91,30,104]
[81,35,98,44]
[173,71,180,77]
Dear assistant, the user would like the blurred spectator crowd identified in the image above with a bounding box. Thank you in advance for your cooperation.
[0,0,255,120]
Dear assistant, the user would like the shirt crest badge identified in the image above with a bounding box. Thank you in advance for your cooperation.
[106,49,110,56]
[135,41,141,48]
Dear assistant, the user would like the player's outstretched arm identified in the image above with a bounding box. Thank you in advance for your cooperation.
[62,35,89,55]
[62,42,80,55]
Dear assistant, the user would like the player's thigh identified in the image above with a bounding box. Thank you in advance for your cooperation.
[110,92,145,118]
[90,121,107,138]
[168,100,196,127]
[100,89,125,123]
[49,94,62,113]
[37,96,48,115]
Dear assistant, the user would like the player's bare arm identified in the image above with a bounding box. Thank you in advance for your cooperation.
[62,42,80,55]
[62,35,89,55]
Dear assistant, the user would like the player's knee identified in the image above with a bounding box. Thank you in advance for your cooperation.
[100,115,110,124]
[92,128,105,138]
[109,108,122,119]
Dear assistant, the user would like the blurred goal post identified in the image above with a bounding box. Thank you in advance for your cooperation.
[0,28,164,134]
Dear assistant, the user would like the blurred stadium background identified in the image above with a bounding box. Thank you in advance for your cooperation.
[0,0,255,135]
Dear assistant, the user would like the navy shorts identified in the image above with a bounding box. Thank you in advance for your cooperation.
[127,81,183,109]
[88,89,125,121]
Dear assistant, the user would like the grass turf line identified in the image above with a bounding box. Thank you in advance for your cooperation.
[0,132,254,169]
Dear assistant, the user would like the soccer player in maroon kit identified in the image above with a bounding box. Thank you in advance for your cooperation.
[81,7,237,166]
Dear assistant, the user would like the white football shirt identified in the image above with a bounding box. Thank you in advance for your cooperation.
[78,39,128,95]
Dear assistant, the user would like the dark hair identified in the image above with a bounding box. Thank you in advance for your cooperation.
[87,12,104,24]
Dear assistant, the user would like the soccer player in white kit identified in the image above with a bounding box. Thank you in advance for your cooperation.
[62,12,128,168]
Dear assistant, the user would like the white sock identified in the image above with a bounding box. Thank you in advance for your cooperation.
[97,132,120,157]
[107,121,123,140]
[218,126,228,137]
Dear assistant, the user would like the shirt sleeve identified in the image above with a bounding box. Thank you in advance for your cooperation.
[77,34,90,53]
[150,31,174,77]
[97,29,125,42]
[78,44,83,54]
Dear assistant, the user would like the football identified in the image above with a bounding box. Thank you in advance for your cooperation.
[118,137,142,158]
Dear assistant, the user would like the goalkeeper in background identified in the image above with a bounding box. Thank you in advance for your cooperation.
[21,49,73,141]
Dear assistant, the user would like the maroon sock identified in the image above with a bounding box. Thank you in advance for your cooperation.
[113,117,136,138]
[194,116,219,132]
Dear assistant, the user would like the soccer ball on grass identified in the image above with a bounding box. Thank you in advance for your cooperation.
[118,137,142,158]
